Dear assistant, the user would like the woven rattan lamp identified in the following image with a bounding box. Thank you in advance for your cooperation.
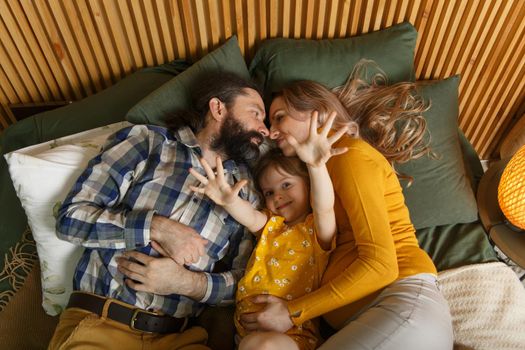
[498,144,525,231]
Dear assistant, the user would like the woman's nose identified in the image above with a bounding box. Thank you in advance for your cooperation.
[269,127,280,140]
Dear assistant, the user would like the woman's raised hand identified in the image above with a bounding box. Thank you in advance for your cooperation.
[189,156,247,206]
[285,111,349,167]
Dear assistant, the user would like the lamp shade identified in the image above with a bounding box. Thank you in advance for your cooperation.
[498,144,525,230]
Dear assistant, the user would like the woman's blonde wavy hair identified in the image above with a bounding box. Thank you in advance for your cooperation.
[275,60,433,181]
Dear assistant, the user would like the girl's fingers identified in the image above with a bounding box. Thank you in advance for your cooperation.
[189,168,208,185]
[215,156,224,182]
[189,185,205,194]
[328,126,349,144]
[231,179,248,195]
[321,111,337,137]
[200,158,215,180]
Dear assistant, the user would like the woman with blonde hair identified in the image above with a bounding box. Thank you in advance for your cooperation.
[238,63,454,349]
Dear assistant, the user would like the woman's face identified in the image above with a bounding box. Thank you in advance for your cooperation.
[268,97,311,156]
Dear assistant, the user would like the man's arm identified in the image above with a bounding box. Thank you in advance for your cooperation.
[117,225,254,303]
[56,126,154,250]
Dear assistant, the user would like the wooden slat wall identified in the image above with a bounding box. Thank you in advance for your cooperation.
[0,0,523,159]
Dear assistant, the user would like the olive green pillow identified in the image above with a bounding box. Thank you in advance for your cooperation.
[397,76,479,229]
[126,36,250,125]
[249,21,417,105]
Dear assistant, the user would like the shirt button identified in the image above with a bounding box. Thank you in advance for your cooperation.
[193,198,198,203]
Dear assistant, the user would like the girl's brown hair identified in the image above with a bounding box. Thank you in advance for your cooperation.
[276,60,433,171]
[253,148,309,194]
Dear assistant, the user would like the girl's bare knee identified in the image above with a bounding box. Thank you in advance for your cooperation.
[239,332,299,350]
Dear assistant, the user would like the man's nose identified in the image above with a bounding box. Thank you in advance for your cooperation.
[258,122,269,137]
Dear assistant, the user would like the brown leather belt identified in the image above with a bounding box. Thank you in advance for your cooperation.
[67,292,188,334]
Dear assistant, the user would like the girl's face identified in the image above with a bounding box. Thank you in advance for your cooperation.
[258,165,310,227]
[268,97,311,156]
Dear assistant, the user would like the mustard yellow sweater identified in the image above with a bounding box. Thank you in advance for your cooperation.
[287,137,436,328]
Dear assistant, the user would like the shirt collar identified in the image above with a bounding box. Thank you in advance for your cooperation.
[173,126,246,176]
[174,126,200,148]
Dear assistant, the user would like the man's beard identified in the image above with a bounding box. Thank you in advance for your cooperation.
[211,113,264,164]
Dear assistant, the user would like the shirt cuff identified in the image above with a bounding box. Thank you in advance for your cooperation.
[199,271,235,305]
[124,210,155,249]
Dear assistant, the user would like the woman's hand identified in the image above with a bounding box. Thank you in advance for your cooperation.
[189,156,248,206]
[285,111,349,167]
[239,295,294,333]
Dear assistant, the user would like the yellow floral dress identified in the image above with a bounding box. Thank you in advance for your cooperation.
[235,213,333,350]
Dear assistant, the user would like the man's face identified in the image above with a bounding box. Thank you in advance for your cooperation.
[212,88,269,163]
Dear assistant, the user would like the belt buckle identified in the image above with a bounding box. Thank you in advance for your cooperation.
[130,308,156,333]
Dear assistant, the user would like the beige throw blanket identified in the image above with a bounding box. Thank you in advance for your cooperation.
[438,262,525,350]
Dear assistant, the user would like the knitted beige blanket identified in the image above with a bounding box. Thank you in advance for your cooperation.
[438,262,525,350]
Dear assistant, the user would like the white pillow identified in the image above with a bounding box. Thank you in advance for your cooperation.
[4,121,132,315]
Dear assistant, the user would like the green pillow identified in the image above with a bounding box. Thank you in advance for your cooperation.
[416,222,497,271]
[126,36,250,125]
[397,76,479,229]
[249,21,417,105]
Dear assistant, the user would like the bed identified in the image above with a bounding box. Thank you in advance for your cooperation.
[1,22,524,350]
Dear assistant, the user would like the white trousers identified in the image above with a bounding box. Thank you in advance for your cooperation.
[319,273,453,350]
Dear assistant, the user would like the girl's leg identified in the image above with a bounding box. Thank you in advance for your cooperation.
[319,274,454,350]
[239,331,299,350]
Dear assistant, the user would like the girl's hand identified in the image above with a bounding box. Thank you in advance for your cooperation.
[286,111,349,167]
[189,156,247,206]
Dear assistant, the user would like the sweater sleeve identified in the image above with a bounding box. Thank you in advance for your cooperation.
[287,144,399,325]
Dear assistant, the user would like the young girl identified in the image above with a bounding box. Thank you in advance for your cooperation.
[189,113,348,350]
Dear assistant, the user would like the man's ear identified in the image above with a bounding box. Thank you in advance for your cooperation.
[209,97,226,122]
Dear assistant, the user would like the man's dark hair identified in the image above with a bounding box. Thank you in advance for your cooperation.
[165,71,262,133]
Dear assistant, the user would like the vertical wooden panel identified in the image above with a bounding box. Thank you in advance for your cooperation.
[117,0,145,68]
[0,0,523,161]
[169,0,187,59]
[62,1,104,91]
[4,0,61,100]
[0,5,43,101]
[75,0,113,88]
[102,0,134,74]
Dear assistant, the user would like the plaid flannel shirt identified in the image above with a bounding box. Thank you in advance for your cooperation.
[56,125,258,317]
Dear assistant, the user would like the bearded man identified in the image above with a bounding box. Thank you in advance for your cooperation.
[49,72,269,350]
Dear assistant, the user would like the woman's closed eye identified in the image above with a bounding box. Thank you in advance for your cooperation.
[273,114,283,123]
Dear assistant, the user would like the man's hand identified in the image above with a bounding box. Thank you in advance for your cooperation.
[239,295,294,333]
[117,250,207,299]
[150,215,208,265]
[189,156,247,207]
[285,111,348,167]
